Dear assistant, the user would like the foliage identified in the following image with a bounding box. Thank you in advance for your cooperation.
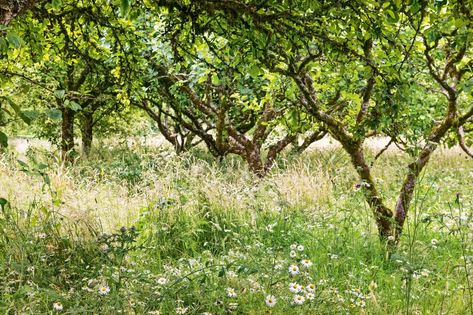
[0,0,139,156]
[140,0,473,240]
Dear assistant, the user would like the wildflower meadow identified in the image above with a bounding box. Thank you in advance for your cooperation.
[1,142,472,314]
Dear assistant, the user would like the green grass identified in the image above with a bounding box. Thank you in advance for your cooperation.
[0,142,472,314]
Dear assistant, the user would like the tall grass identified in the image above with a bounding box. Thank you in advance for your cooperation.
[0,141,471,314]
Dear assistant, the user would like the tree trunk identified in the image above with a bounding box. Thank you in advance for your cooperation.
[61,106,75,163]
[245,146,265,177]
[345,143,394,240]
[346,140,442,243]
[183,132,197,151]
[394,143,437,238]
[80,112,93,157]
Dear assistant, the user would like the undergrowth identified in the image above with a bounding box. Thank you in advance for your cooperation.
[0,142,472,314]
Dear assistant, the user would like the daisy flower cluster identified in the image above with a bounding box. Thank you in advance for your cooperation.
[286,243,316,306]
[347,287,367,309]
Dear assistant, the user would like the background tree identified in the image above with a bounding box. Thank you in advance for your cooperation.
[133,23,319,176]
[150,0,473,243]
[0,0,134,160]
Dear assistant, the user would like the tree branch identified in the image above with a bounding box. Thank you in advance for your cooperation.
[457,126,473,158]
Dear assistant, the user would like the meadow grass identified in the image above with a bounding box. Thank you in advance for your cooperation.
[0,141,472,314]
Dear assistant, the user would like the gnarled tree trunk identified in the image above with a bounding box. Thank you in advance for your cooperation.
[345,143,395,240]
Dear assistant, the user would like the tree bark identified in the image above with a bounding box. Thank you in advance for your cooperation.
[80,111,93,157]
[457,126,473,158]
[264,134,297,172]
[0,0,39,25]
[245,145,265,177]
[345,143,394,240]
[61,106,75,163]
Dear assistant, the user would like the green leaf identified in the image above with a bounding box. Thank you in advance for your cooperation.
[0,37,8,52]
[197,75,207,84]
[37,163,48,170]
[121,0,131,16]
[69,101,82,111]
[0,197,7,211]
[46,109,62,120]
[248,65,260,77]
[211,73,220,85]
[43,174,51,186]
[54,90,66,100]
[51,0,62,9]
[17,159,29,169]
[22,110,40,121]
[64,100,82,111]
[4,97,31,124]
[6,32,21,48]
[0,130,8,148]
[386,9,396,20]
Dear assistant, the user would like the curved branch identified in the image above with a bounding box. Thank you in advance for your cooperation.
[370,137,394,167]
[457,126,473,158]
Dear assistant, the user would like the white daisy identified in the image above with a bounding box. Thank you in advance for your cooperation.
[306,292,315,300]
[265,295,277,307]
[226,287,237,297]
[301,259,312,268]
[157,277,168,285]
[293,294,305,305]
[98,286,110,295]
[297,244,304,252]
[289,282,302,293]
[52,302,63,311]
[289,264,300,275]
[290,244,297,250]
[289,250,297,258]
[306,283,316,293]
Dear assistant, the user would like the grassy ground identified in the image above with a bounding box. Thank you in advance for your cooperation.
[0,141,472,314]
